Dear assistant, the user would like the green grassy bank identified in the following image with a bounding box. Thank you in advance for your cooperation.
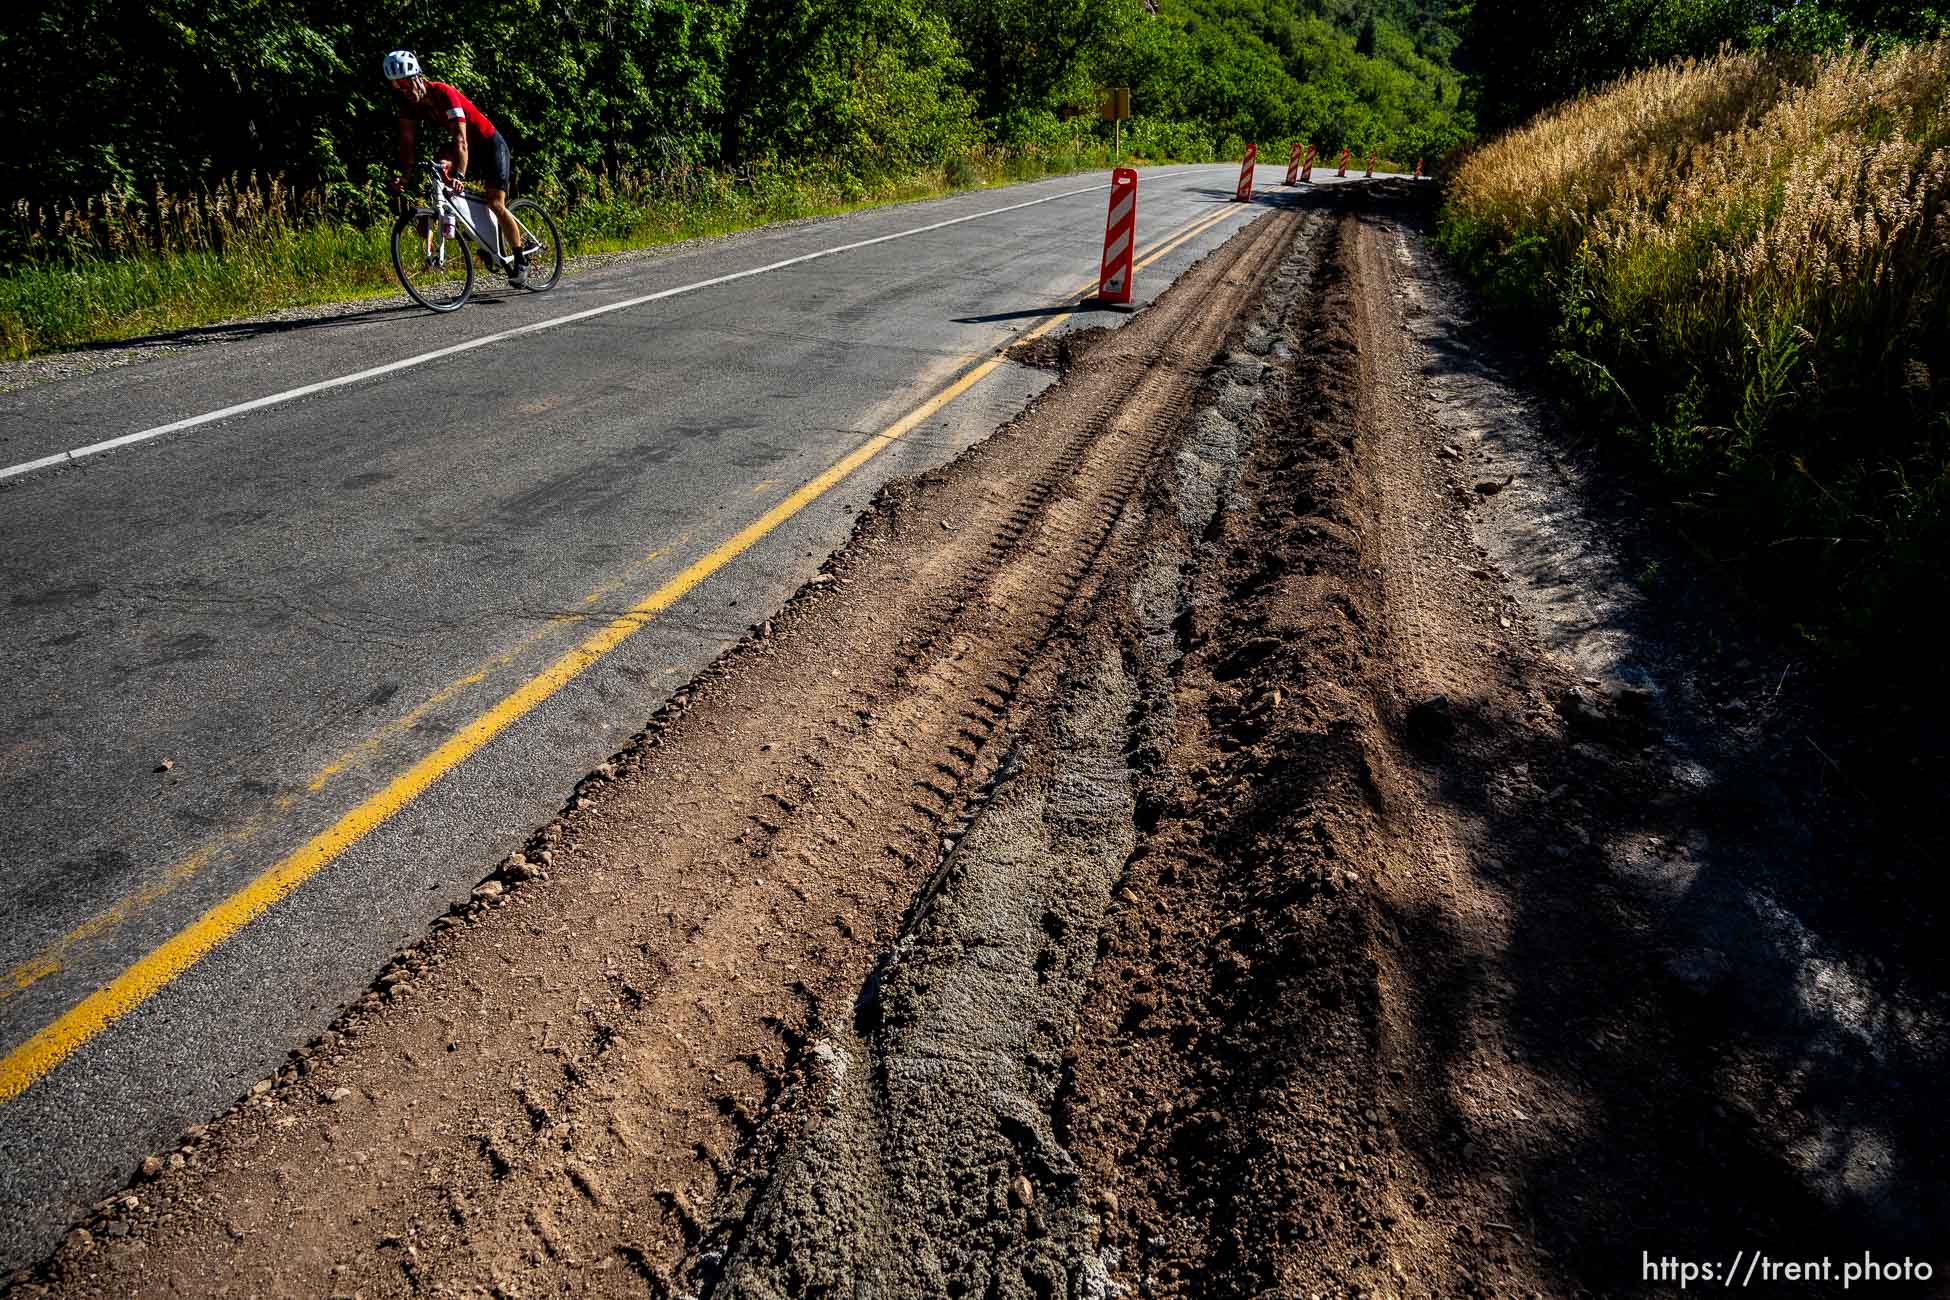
[0,140,1192,362]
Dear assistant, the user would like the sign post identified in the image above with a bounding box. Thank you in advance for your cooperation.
[1099,87,1131,162]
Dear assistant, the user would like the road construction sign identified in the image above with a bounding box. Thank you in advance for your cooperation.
[1098,168,1138,304]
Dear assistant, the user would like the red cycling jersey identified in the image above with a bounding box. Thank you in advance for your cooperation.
[400,81,498,156]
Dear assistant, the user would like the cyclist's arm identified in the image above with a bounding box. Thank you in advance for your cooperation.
[447,120,468,179]
[398,117,416,172]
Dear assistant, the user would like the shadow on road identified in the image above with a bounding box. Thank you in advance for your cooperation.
[68,298,425,356]
[952,301,1125,325]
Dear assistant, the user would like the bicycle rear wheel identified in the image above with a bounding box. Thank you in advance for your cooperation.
[391,210,475,311]
[509,199,563,292]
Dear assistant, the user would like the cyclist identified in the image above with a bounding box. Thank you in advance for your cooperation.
[383,50,527,287]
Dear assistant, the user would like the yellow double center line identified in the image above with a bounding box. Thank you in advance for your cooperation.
[0,196,1250,1104]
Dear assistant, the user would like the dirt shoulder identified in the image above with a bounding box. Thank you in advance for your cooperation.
[10,184,1944,1300]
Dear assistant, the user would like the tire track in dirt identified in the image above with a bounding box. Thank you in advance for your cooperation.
[1053,205,1414,1300]
[22,181,1938,1300]
[15,207,1303,1299]
[707,212,1322,1300]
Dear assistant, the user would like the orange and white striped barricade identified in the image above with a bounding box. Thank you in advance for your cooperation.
[1336,147,1350,177]
[1235,144,1257,202]
[1097,167,1138,304]
[1285,142,1303,185]
[1299,144,1317,183]
[1414,158,1423,180]
[1365,152,1375,178]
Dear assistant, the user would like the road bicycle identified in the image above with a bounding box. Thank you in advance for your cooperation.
[390,160,563,312]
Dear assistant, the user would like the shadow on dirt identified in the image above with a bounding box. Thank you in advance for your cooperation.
[1402,707,1948,1284]
[1365,189,1949,1289]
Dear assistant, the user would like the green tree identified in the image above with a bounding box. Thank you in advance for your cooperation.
[2,0,347,198]
[717,0,976,177]
[938,0,1144,121]
[1,0,1469,221]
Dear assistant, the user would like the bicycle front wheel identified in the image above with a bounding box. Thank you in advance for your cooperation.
[391,210,475,312]
[509,199,563,292]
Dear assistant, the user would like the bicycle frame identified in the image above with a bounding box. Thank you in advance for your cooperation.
[410,163,524,270]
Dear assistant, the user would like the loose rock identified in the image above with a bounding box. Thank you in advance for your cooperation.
[1407,693,1455,743]
[1558,685,1609,733]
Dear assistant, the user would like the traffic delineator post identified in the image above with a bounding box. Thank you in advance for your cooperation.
[1285,142,1303,185]
[1097,167,1139,304]
[1235,145,1257,202]
[1336,147,1350,178]
[1300,145,1316,183]
[1414,158,1423,180]
[1365,152,1375,178]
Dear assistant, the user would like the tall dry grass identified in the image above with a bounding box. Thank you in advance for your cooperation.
[1439,41,1950,662]
[6,175,358,263]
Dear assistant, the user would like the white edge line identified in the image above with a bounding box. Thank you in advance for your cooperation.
[4,450,74,478]
[1,169,1206,485]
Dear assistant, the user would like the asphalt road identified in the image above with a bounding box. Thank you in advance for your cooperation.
[0,162,1389,1266]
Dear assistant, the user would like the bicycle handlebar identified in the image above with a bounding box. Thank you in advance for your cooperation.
[417,159,462,195]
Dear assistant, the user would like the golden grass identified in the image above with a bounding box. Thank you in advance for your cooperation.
[1440,40,1950,657]
[1452,42,1948,362]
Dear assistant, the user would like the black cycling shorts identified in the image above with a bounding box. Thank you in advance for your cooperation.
[443,132,513,192]
[473,131,513,192]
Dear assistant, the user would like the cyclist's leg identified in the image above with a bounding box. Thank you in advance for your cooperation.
[484,188,521,259]
[480,134,522,260]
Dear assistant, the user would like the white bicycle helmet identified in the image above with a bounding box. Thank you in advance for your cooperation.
[382,49,422,80]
